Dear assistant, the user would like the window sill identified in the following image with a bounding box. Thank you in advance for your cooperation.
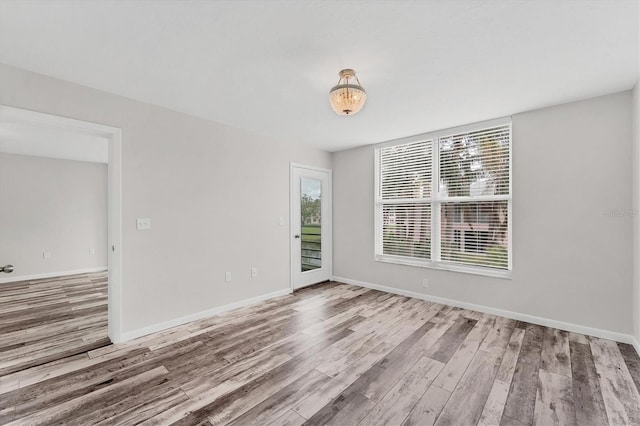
[375,255,512,280]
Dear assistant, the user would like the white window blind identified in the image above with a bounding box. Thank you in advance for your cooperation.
[375,119,512,277]
[439,125,510,198]
[439,200,509,270]
[379,141,432,200]
[378,141,432,259]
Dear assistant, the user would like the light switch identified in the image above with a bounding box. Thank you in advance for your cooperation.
[278,216,285,226]
[136,218,151,230]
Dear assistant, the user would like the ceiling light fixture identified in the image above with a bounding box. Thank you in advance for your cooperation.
[329,69,366,116]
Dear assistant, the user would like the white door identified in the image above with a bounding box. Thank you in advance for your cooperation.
[291,164,332,289]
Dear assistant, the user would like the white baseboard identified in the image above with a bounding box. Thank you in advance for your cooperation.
[632,337,640,358]
[121,287,293,342]
[0,267,108,284]
[332,275,638,347]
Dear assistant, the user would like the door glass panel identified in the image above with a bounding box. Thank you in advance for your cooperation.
[301,177,322,272]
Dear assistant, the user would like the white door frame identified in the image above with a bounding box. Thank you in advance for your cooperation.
[290,163,332,291]
[0,106,123,343]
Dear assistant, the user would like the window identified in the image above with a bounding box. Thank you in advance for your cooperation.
[375,118,511,277]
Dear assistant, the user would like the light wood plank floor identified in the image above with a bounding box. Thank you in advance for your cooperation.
[1,281,639,425]
[0,272,110,377]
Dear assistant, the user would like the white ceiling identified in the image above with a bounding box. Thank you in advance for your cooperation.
[0,0,637,152]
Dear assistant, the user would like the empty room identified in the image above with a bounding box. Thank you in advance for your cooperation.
[0,1,639,425]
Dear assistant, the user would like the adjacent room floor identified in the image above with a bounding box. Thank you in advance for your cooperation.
[0,272,110,377]
[1,281,639,425]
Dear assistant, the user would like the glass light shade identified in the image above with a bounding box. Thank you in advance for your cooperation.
[329,69,367,115]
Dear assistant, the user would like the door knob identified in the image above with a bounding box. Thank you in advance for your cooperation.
[0,265,14,273]
[294,234,300,239]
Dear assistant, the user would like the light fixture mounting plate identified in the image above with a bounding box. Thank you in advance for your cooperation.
[339,69,356,79]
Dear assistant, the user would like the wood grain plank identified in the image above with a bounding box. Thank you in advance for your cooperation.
[435,347,507,426]
[431,314,497,392]
[4,366,168,426]
[302,321,438,425]
[591,338,640,425]
[360,320,438,402]
[359,356,444,426]
[590,337,627,370]
[5,343,198,416]
[540,327,571,377]
[478,379,510,426]
[225,369,332,426]
[502,323,544,425]
[315,332,383,377]
[268,409,306,426]
[533,370,576,425]
[292,341,395,419]
[3,280,638,426]
[303,387,376,426]
[478,328,525,426]
[617,342,640,395]
[94,388,189,425]
[500,414,528,426]
[496,328,526,383]
[0,272,109,376]
[381,301,442,346]
[402,385,450,426]
[424,316,477,364]
[569,339,609,426]
[169,326,356,425]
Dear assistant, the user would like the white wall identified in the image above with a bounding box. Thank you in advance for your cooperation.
[333,92,633,335]
[0,153,107,280]
[633,82,639,344]
[0,64,331,334]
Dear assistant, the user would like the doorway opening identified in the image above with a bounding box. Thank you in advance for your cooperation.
[0,106,122,363]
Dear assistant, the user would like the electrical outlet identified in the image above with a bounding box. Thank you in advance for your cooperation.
[251,267,258,278]
[422,278,429,289]
[225,272,232,282]
[43,251,51,259]
[136,218,151,230]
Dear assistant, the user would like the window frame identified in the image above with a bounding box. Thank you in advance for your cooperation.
[374,117,512,279]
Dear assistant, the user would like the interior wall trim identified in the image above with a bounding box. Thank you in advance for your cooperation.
[332,275,639,355]
[0,267,108,284]
[120,287,293,342]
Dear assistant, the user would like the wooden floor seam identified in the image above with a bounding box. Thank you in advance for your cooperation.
[0,272,109,378]
[0,275,639,425]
